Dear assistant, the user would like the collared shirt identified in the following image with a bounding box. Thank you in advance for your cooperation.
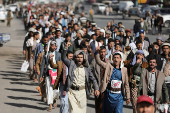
[141,22,144,28]
[148,71,156,94]
[45,27,49,34]
[56,37,65,52]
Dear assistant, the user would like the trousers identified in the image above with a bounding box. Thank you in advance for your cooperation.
[95,93,104,113]
[60,82,69,113]
[130,88,138,113]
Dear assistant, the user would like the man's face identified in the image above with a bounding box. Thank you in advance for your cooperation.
[137,102,155,113]
[137,53,144,60]
[100,32,104,37]
[83,29,87,35]
[137,43,143,50]
[149,59,157,70]
[76,54,84,66]
[36,34,39,40]
[96,30,100,36]
[139,33,145,41]
[74,25,78,30]
[85,41,89,47]
[115,45,121,51]
[105,33,110,38]
[76,32,80,37]
[82,48,87,54]
[43,38,48,44]
[99,49,106,59]
[67,53,73,60]
[108,42,114,49]
[115,40,120,44]
[157,39,162,46]
[118,23,122,27]
[107,22,111,26]
[162,46,170,55]
[126,32,131,37]
[114,28,118,32]
[92,35,96,40]
[55,21,59,26]
[50,45,56,52]
[56,31,61,38]
[113,55,122,66]
[66,36,71,42]
[44,47,48,52]
[120,31,124,35]
[140,18,143,22]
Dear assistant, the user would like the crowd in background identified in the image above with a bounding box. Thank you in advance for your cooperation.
[19,3,170,113]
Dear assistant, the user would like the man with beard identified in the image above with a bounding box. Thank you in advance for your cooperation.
[95,48,130,113]
[40,41,62,111]
[104,30,112,46]
[138,55,169,112]
[91,46,108,113]
[130,50,148,113]
[106,38,115,59]
[62,42,99,113]
[60,33,76,53]
[50,51,74,113]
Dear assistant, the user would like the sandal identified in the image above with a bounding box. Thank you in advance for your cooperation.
[47,107,52,112]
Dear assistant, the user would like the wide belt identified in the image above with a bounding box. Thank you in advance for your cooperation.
[108,86,121,92]
[71,85,85,91]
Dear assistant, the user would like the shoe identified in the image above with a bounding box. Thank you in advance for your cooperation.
[34,78,38,82]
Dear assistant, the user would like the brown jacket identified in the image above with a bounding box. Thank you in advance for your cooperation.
[50,60,63,89]
[95,53,130,99]
[36,52,44,73]
[163,62,170,77]
[91,58,108,85]
[138,68,169,108]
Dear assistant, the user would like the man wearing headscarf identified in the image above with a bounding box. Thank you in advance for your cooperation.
[40,41,62,111]
[130,50,148,113]
[95,48,130,113]
[74,30,84,49]
[62,42,99,113]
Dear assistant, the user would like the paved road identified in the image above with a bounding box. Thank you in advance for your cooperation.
[0,12,169,113]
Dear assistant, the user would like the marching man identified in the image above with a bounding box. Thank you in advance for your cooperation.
[62,42,100,113]
[95,47,130,113]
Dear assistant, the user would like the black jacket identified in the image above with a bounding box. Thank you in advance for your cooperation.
[133,22,140,34]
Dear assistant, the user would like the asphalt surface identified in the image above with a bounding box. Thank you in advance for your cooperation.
[0,5,170,113]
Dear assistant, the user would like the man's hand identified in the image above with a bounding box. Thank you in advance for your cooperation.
[40,77,43,83]
[136,59,142,64]
[49,54,54,60]
[63,91,66,96]
[33,66,36,71]
[167,57,170,63]
[95,46,100,53]
[23,50,26,55]
[126,99,130,105]
[37,71,40,75]
[66,42,72,48]
[95,90,100,97]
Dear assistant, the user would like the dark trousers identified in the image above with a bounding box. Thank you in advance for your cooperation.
[95,93,104,113]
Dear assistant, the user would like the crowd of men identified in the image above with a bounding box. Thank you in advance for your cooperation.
[21,3,170,113]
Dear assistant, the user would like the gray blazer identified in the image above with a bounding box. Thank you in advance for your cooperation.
[40,51,61,78]
[62,49,99,99]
